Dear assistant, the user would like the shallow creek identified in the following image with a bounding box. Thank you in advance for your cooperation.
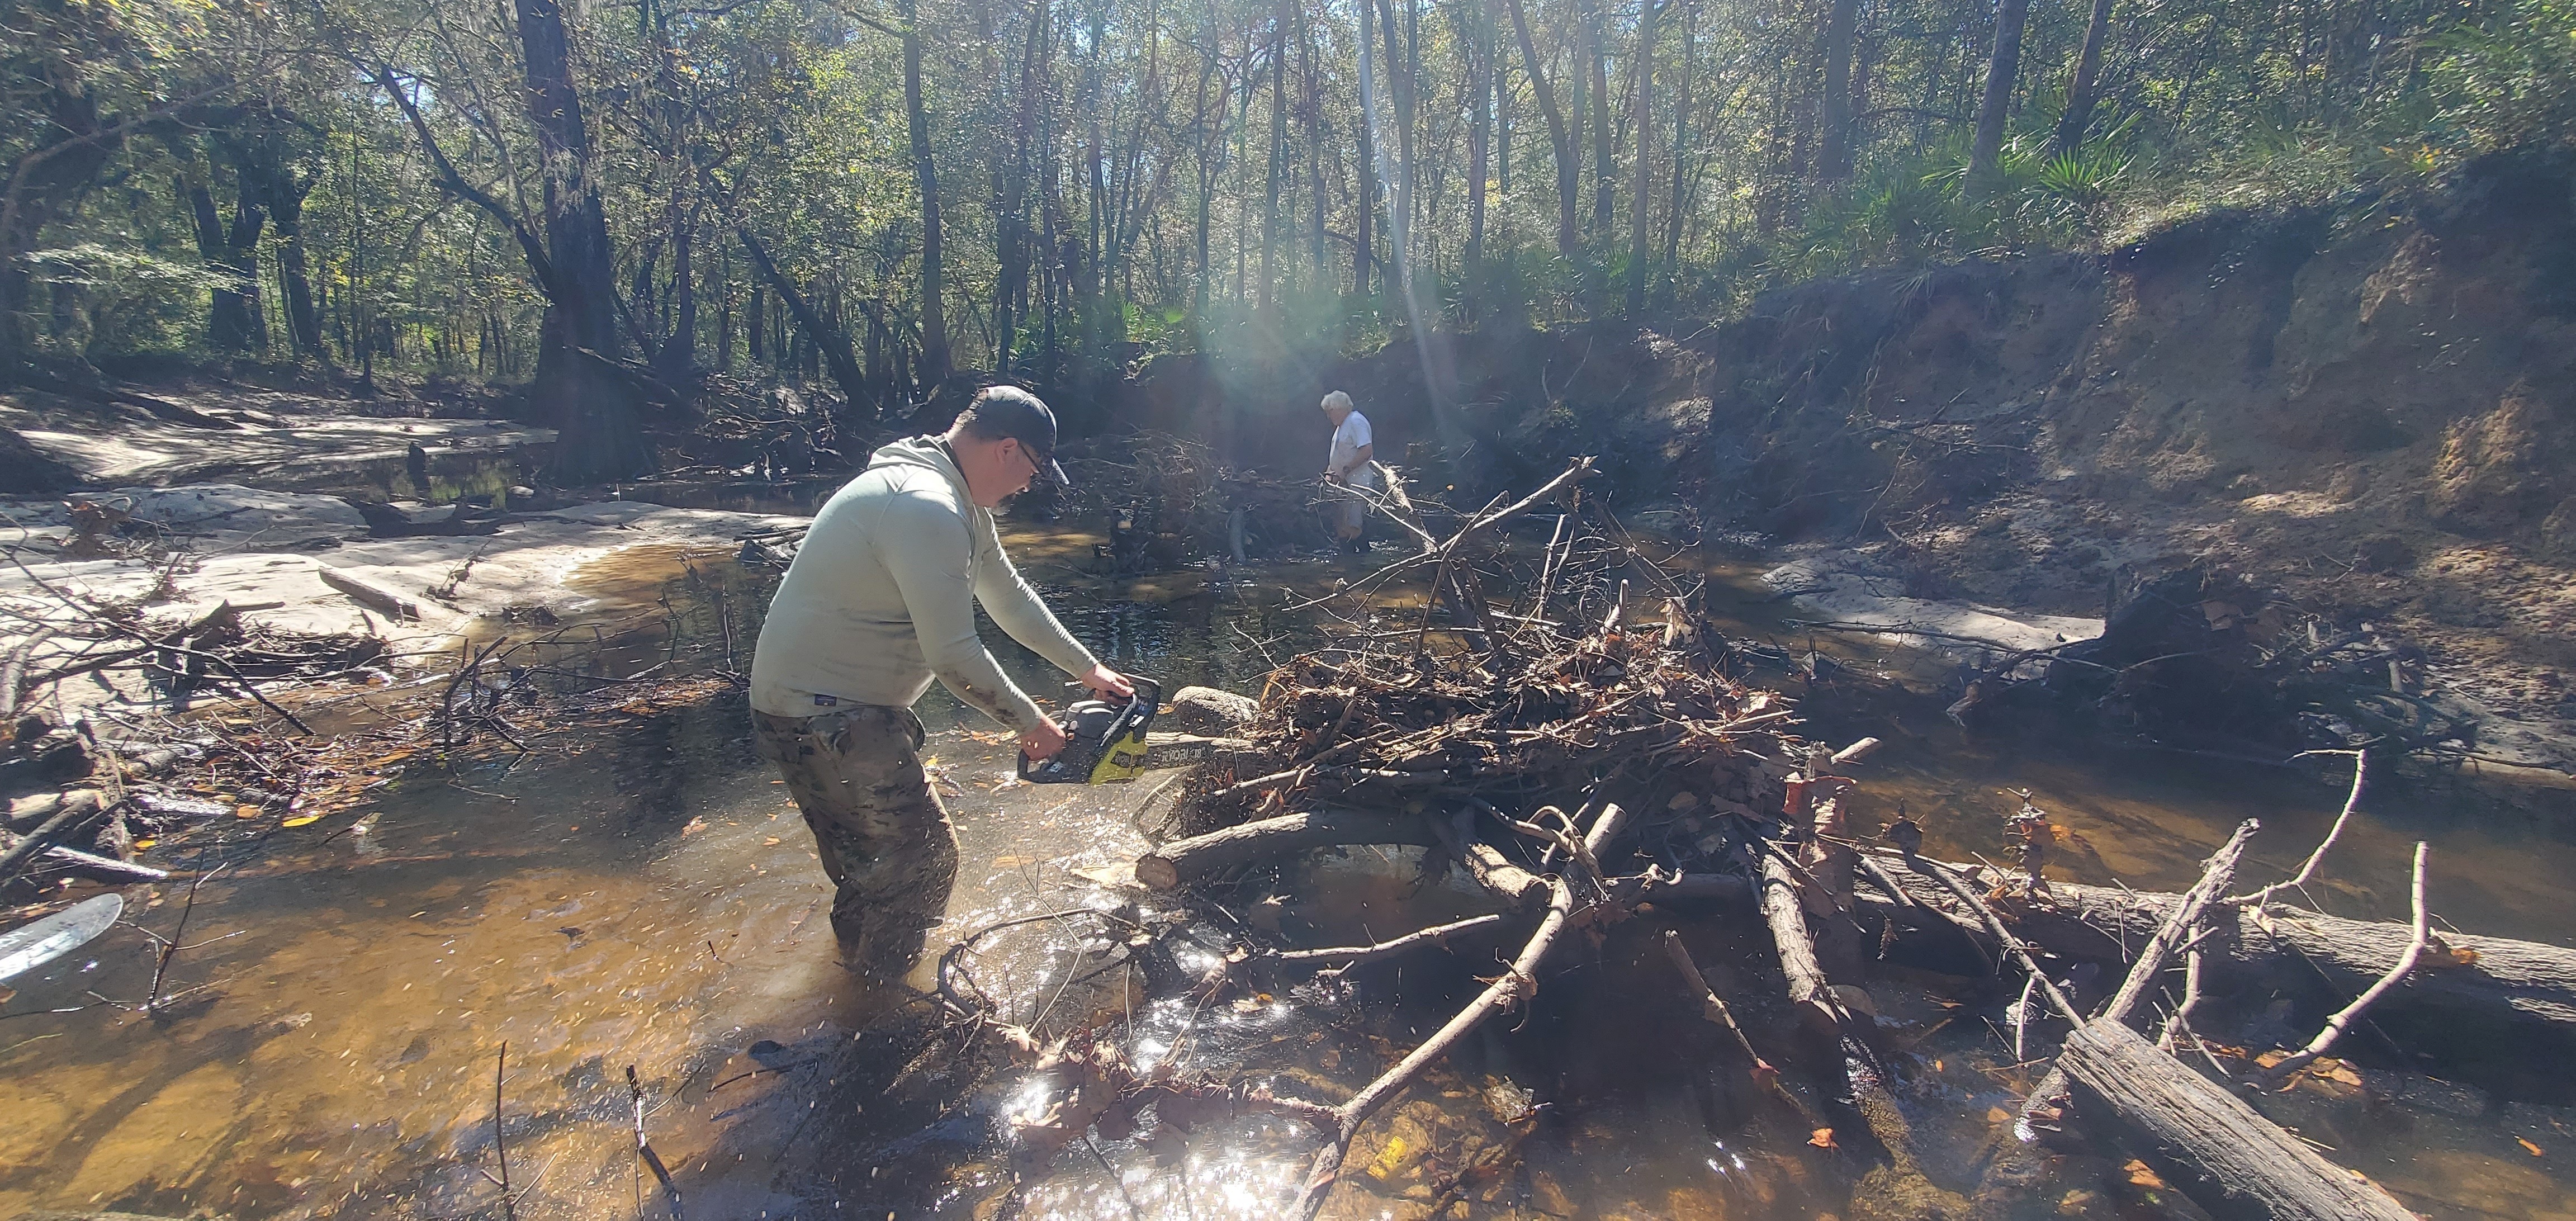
[3,528,2574,1220]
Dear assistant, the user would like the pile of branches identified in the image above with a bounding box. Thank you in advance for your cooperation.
[1058,430,1332,566]
[3,597,381,736]
[1190,602,1793,848]
[0,556,763,897]
[671,378,851,480]
[930,457,2550,1221]
[1161,456,1794,846]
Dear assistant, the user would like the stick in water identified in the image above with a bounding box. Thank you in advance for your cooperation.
[488,1043,519,1220]
[2262,841,2432,1084]
[627,1064,685,1218]
[2227,750,2366,910]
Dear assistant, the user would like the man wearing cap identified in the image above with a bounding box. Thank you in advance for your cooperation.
[749,385,1132,977]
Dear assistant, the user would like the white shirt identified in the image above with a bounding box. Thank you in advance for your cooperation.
[1328,410,1377,489]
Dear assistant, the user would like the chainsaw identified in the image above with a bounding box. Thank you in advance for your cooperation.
[1019,675,1162,784]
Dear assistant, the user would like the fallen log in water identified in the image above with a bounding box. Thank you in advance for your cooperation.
[1855,856,2576,1030]
[1756,756,1971,1219]
[2056,1020,2417,1220]
[1133,809,1435,890]
[1625,859,2576,1039]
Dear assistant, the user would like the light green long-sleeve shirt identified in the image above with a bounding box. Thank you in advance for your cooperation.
[748,436,1097,730]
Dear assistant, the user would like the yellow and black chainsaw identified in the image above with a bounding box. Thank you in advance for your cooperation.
[1019,675,1161,784]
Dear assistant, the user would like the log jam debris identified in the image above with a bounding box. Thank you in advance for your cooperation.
[932,458,2517,1219]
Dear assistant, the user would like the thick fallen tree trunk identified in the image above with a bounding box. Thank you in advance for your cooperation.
[1635,860,2576,1035]
[1137,800,2576,1036]
[1756,756,1972,1220]
[1134,810,1434,889]
[2057,1020,2417,1220]
[1858,858,2576,1029]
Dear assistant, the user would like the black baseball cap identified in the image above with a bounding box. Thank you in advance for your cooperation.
[968,385,1072,488]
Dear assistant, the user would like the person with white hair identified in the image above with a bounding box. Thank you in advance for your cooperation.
[1318,390,1375,554]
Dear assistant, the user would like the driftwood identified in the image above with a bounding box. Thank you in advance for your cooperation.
[1134,731,1258,769]
[317,566,425,621]
[2262,841,2435,1083]
[2,835,170,883]
[1270,913,1508,972]
[1133,810,1435,890]
[1631,859,2576,1039]
[2015,821,2258,1132]
[1758,754,1970,1219]
[2056,1020,2417,1220]
[0,796,99,881]
[1865,863,2576,1030]
[1431,809,1548,908]
[1290,874,1575,1219]
[1759,845,1851,1034]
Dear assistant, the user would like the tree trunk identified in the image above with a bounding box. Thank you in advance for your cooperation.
[234,145,324,363]
[1818,0,1863,181]
[1,59,129,374]
[2053,0,2116,154]
[1463,0,1493,274]
[1503,0,1578,257]
[1664,0,1694,282]
[1374,0,1420,302]
[183,171,267,353]
[514,0,654,484]
[1497,41,1513,196]
[899,0,950,385]
[657,197,697,375]
[1262,0,1286,307]
[1626,0,1657,315]
[1300,0,1328,294]
[1967,0,2030,196]
[716,280,733,372]
[1355,7,1378,295]
[1579,0,1613,239]
[739,228,873,422]
[631,236,662,348]
[1004,0,1049,365]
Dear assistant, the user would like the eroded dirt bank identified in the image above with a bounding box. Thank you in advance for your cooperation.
[1119,150,2576,772]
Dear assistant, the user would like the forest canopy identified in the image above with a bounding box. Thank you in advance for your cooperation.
[7,0,2574,480]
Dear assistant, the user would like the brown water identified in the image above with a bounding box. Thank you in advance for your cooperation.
[4,529,2574,1220]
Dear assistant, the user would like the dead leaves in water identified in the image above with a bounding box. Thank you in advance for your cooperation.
[2251,1050,2367,1095]
[2425,934,2481,968]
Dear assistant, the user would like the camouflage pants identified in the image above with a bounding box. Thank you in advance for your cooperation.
[752,704,958,975]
